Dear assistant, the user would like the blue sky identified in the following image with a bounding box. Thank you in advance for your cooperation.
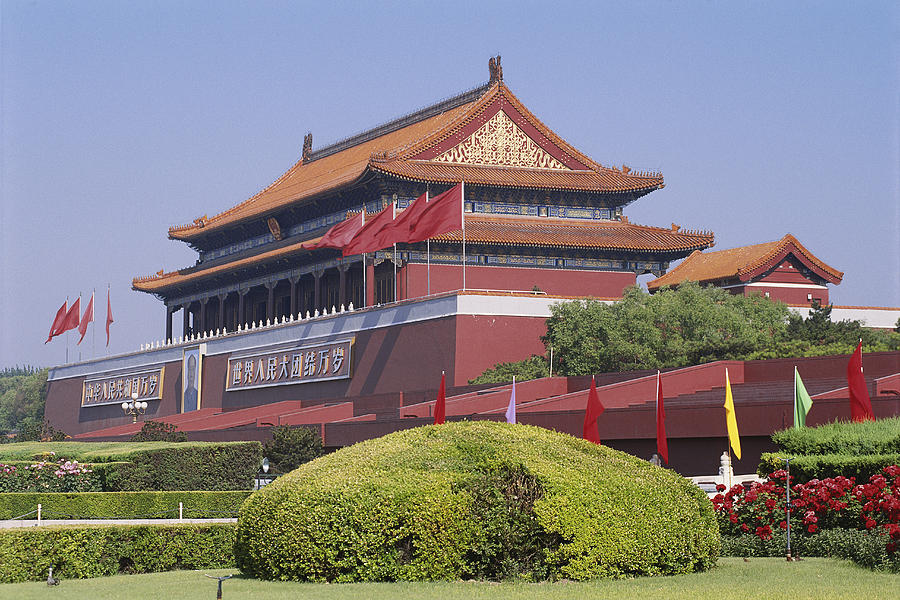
[2,1,898,369]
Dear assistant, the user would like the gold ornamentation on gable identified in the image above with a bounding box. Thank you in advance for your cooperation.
[433,110,568,170]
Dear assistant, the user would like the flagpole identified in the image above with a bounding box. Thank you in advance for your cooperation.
[65,295,69,364]
[426,185,430,296]
[106,284,111,355]
[393,243,397,302]
[361,204,366,308]
[461,180,466,291]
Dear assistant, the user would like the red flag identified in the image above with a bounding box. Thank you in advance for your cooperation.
[106,288,114,347]
[77,293,94,345]
[847,341,875,422]
[302,210,365,250]
[582,376,604,444]
[342,203,396,256]
[406,184,463,243]
[434,372,446,425]
[60,297,81,334]
[656,371,668,464]
[382,191,428,242]
[45,301,68,343]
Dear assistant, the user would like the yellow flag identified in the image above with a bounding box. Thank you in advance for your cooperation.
[723,368,741,460]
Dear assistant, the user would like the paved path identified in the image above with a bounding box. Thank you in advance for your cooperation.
[0,518,236,529]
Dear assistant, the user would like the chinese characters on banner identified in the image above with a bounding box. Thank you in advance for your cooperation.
[226,339,353,391]
[82,367,165,407]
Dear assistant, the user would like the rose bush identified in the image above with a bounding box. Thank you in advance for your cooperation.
[712,465,900,553]
[0,454,101,493]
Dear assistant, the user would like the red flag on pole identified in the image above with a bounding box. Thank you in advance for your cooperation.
[106,288,114,347]
[656,371,668,464]
[582,376,604,444]
[45,301,68,343]
[434,371,446,425]
[847,341,875,422]
[77,293,94,345]
[61,297,81,334]
[342,203,396,256]
[406,183,463,243]
[301,210,365,250]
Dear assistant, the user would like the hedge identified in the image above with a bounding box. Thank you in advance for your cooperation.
[104,443,262,491]
[770,417,900,456]
[721,530,900,572]
[0,490,252,520]
[235,420,719,582]
[0,523,236,582]
[0,440,253,463]
[758,452,900,482]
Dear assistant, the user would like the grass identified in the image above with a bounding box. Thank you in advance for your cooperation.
[1,559,897,599]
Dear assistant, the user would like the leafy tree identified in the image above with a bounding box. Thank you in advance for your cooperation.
[543,283,792,375]
[469,355,549,384]
[130,420,188,442]
[262,426,323,473]
[0,368,49,437]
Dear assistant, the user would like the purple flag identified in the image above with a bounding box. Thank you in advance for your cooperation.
[505,376,517,424]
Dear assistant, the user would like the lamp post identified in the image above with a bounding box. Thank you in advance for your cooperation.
[257,457,270,490]
[121,391,148,424]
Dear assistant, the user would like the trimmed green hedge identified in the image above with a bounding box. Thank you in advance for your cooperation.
[0,490,251,519]
[0,440,251,463]
[758,452,900,482]
[104,443,262,491]
[0,524,236,582]
[721,530,900,572]
[0,441,262,491]
[770,417,900,456]
[235,421,719,582]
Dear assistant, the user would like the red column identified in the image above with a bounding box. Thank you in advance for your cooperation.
[365,258,375,307]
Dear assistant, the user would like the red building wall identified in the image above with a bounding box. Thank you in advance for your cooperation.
[403,263,634,299]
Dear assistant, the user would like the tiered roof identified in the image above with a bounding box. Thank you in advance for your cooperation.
[135,216,713,294]
[168,75,664,244]
[647,234,843,291]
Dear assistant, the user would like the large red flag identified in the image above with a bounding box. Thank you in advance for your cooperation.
[106,288,114,347]
[60,297,81,334]
[45,301,68,343]
[434,372,446,425]
[656,371,668,464]
[302,210,365,250]
[77,293,94,345]
[847,341,875,422]
[582,376,604,444]
[383,191,428,242]
[407,184,463,243]
[342,203,396,256]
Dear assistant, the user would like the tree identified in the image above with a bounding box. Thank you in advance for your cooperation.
[469,355,549,384]
[262,426,323,473]
[0,368,49,438]
[542,283,792,375]
[130,420,188,442]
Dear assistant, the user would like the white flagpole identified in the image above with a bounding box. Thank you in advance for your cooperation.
[426,185,431,296]
[361,205,366,308]
[392,202,397,303]
[461,181,466,291]
[65,295,69,364]
[91,288,96,359]
[107,283,111,355]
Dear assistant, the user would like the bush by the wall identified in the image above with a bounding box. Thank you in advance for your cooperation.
[104,442,262,491]
[0,490,252,519]
[770,417,900,457]
[0,524,236,582]
[721,529,900,572]
[758,452,900,482]
[262,425,323,473]
[235,421,719,582]
[0,458,102,493]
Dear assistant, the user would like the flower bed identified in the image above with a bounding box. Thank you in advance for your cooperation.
[712,465,900,555]
[0,454,101,493]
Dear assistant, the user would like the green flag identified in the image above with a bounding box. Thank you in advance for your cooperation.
[794,366,813,428]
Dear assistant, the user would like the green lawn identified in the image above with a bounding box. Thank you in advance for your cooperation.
[1,558,896,600]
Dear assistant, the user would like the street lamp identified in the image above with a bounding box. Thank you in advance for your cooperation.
[122,390,148,424]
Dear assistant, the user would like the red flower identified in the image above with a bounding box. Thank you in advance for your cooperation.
[807,524,818,533]
[716,483,727,492]
[866,518,877,529]
[740,523,750,533]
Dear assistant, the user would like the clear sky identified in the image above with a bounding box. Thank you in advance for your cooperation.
[1,1,898,369]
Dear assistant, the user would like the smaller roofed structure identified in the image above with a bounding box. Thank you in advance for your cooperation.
[647,234,843,306]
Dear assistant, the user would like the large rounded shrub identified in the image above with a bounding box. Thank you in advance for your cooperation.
[235,421,718,581]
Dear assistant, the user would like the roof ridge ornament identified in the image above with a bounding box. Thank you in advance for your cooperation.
[302,132,313,162]
[489,55,503,84]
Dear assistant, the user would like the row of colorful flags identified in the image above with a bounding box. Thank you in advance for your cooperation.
[45,289,114,346]
[431,341,876,465]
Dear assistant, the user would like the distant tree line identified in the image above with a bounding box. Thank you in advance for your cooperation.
[472,282,900,383]
[0,367,52,441]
